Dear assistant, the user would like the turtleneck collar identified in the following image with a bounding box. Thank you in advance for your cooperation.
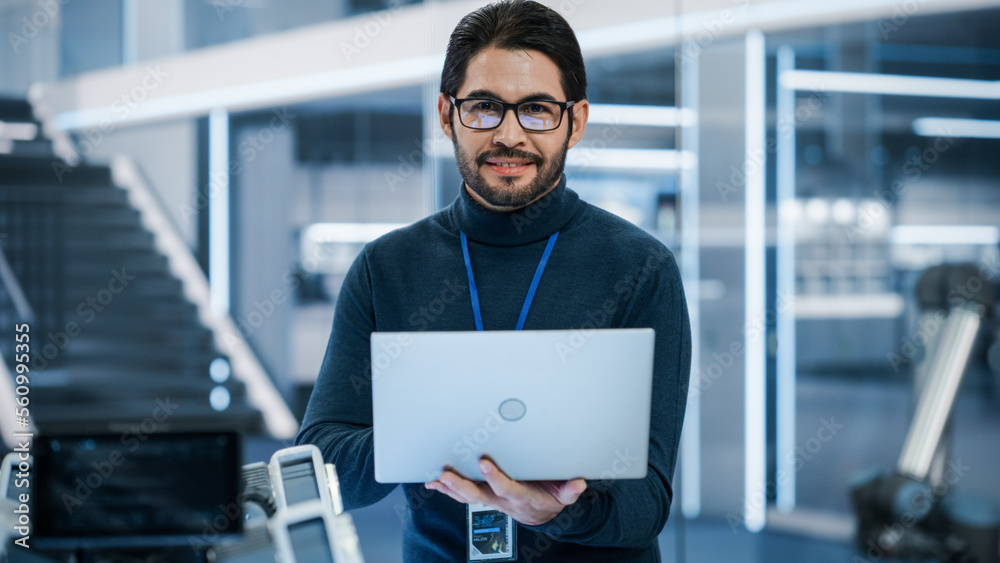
[447,175,582,247]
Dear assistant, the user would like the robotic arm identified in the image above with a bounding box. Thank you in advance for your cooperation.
[851,264,998,563]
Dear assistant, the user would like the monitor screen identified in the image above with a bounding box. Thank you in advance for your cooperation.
[33,431,242,549]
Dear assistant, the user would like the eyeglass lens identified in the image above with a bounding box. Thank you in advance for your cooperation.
[458,100,562,131]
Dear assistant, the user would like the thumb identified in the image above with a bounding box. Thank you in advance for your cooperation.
[553,478,587,505]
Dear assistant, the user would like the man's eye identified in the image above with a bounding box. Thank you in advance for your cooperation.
[524,103,554,115]
[474,101,500,112]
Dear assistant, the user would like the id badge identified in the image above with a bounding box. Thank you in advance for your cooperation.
[467,503,516,561]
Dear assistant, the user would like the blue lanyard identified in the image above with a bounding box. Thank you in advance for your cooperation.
[460,231,559,331]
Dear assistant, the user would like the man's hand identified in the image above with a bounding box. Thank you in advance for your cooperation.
[424,457,587,526]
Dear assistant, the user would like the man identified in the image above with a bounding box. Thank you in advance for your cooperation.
[296,1,691,561]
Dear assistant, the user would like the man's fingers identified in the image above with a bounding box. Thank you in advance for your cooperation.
[554,478,587,505]
[438,470,497,506]
[430,461,586,528]
[479,459,521,499]
[425,480,470,505]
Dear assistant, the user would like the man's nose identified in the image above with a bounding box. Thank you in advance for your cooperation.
[491,108,528,147]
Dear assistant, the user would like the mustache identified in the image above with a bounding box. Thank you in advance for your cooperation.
[476,148,542,167]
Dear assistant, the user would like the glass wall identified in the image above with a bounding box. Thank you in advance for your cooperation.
[767,10,1000,518]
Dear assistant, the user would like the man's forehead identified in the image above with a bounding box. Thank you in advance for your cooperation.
[457,47,566,100]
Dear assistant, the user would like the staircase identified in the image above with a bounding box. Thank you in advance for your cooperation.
[0,97,265,434]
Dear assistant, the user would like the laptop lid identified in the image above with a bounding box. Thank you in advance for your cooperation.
[371,328,654,483]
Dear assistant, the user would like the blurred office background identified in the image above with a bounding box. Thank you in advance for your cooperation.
[2,0,1000,561]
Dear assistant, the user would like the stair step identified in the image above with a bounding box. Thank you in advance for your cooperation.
[80,303,200,325]
[0,184,128,204]
[5,139,53,157]
[0,154,112,185]
[30,362,221,380]
[0,98,36,122]
[59,291,193,312]
[64,223,149,236]
[57,235,154,251]
[64,206,141,227]
[32,365,232,382]
[60,272,183,298]
[73,325,215,346]
[64,250,170,273]
[62,330,216,353]
[29,348,218,371]
[33,401,264,434]
[64,258,170,278]
[61,227,154,247]
[33,375,245,396]
[41,353,219,374]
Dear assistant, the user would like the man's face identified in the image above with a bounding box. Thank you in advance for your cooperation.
[439,47,589,212]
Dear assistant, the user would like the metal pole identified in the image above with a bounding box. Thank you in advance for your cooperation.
[0,245,34,323]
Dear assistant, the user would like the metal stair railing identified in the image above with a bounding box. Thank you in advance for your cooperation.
[0,244,34,325]
[0,243,39,448]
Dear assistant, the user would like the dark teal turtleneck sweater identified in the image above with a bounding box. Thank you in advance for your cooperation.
[296,175,691,562]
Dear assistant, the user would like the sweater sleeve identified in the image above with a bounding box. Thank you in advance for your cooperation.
[295,249,398,509]
[525,246,692,548]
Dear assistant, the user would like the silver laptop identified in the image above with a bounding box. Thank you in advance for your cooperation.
[371,328,655,483]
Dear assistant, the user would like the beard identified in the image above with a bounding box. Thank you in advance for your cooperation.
[452,129,569,210]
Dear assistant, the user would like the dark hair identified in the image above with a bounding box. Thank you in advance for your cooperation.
[441,0,587,102]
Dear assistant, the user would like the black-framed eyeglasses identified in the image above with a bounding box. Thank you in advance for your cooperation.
[450,96,576,132]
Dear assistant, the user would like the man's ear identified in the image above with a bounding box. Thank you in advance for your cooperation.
[566,99,589,150]
[438,93,454,139]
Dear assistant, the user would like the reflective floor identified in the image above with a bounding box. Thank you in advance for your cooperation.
[245,371,1000,563]
[341,487,855,563]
